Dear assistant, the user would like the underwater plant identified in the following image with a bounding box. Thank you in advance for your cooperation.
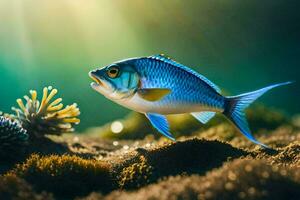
[12,86,80,138]
[0,116,28,157]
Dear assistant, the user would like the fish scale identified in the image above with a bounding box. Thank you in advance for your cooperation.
[134,57,224,112]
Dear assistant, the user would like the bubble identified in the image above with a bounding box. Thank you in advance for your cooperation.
[113,141,119,146]
[110,121,123,134]
[73,136,79,142]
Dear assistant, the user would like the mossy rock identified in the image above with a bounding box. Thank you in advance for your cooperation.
[8,154,113,198]
[115,138,248,189]
[195,159,300,200]
[0,136,72,175]
[273,141,300,167]
[99,159,300,200]
[0,174,53,200]
[146,139,247,173]
[118,155,153,189]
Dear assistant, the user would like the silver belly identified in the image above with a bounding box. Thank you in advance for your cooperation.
[114,93,224,114]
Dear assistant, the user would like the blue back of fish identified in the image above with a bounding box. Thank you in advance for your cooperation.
[127,55,225,113]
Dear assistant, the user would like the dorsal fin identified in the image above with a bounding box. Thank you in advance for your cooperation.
[148,54,221,94]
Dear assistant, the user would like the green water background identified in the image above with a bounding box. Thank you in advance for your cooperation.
[0,0,299,131]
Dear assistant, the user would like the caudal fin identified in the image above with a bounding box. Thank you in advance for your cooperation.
[223,82,292,148]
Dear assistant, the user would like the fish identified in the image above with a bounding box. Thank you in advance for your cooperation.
[89,54,292,148]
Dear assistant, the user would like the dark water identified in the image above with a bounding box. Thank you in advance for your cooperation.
[0,0,299,130]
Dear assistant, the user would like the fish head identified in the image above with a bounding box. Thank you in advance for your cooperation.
[89,61,140,100]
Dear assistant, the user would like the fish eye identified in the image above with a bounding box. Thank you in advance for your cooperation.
[107,66,119,78]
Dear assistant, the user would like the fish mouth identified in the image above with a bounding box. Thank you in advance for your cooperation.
[89,71,103,86]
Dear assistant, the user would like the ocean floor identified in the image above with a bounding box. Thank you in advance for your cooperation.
[0,105,300,200]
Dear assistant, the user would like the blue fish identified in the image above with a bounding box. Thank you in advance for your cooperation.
[89,54,291,148]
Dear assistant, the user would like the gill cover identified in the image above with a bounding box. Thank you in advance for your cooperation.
[104,64,140,99]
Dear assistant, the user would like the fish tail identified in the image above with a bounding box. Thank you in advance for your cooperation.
[223,81,292,148]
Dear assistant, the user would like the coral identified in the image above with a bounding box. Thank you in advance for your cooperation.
[0,116,28,159]
[9,154,113,198]
[0,174,53,200]
[12,86,80,138]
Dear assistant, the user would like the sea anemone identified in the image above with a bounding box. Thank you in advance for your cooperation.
[12,86,80,138]
[0,116,28,155]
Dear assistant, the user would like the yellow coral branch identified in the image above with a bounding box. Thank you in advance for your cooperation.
[38,87,48,113]
[56,104,75,115]
[48,98,62,108]
[30,90,37,101]
[63,118,80,123]
[47,103,63,111]
[14,86,80,136]
[16,99,26,112]
[58,123,72,129]
[45,89,57,106]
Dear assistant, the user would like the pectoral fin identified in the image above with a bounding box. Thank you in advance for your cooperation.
[137,88,171,101]
[191,111,215,124]
[145,113,175,141]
